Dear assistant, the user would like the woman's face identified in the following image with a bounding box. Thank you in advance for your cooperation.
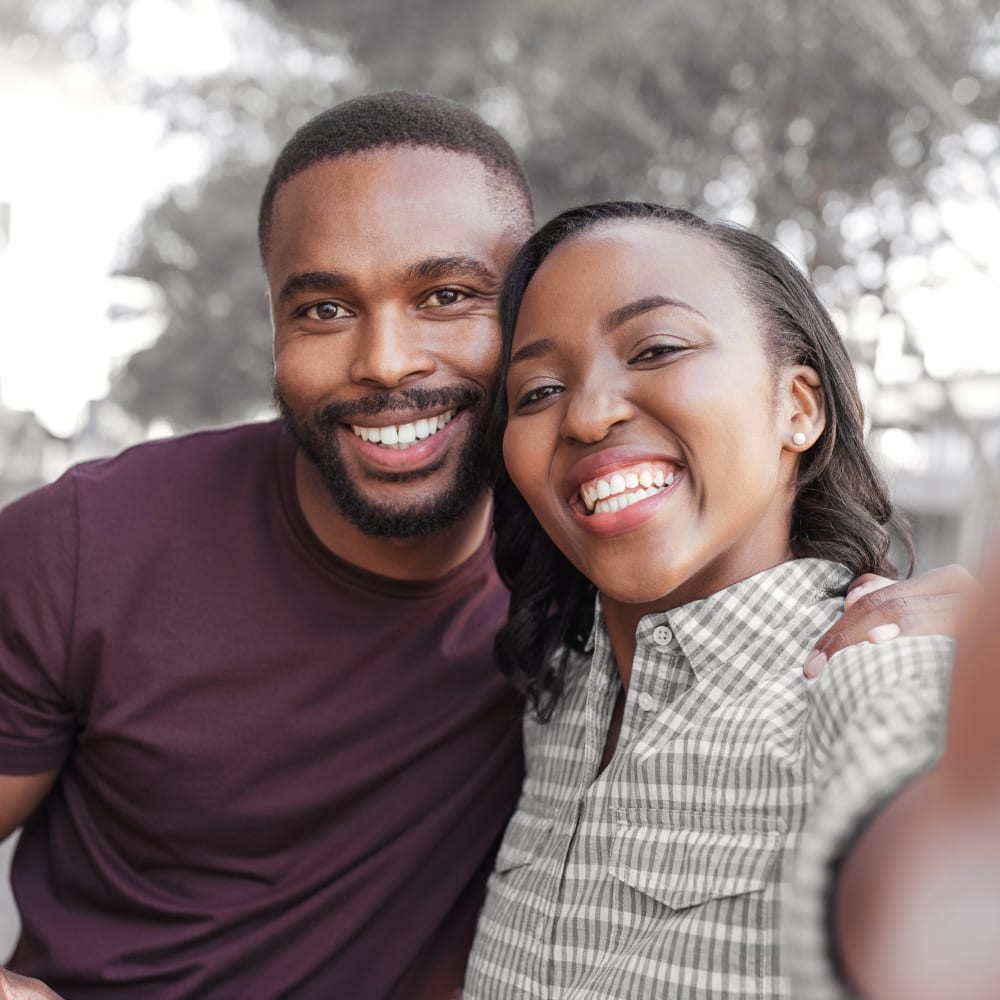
[502,220,807,612]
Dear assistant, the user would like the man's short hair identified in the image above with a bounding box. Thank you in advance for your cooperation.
[258,90,534,260]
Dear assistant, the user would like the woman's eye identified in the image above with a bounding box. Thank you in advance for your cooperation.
[631,343,682,364]
[424,288,466,307]
[304,301,347,321]
[513,384,562,410]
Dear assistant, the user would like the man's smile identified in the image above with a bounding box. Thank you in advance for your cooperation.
[349,408,457,449]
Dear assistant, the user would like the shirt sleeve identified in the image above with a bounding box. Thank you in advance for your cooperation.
[0,473,80,773]
[787,634,953,999]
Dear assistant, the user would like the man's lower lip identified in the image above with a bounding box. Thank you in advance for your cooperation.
[339,414,461,470]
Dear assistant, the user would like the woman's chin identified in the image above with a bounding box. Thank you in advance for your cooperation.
[594,574,686,611]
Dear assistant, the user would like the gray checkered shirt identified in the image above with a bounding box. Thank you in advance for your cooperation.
[464,559,952,999]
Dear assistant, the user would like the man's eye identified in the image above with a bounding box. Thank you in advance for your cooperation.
[304,301,346,321]
[424,288,466,307]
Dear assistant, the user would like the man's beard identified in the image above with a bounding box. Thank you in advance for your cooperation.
[275,382,494,540]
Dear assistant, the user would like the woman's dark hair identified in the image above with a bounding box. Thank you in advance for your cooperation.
[490,201,913,721]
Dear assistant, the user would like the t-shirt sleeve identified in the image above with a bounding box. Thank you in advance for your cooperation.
[0,474,80,773]
[786,633,953,1000]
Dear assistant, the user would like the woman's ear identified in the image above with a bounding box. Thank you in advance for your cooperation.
[784,365,825,452]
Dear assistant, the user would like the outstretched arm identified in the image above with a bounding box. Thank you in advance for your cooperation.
[835,535,1000,999]
[804,562,977,677]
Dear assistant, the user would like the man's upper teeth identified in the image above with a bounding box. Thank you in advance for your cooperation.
[580,464,676,513]
[351,409,456,448]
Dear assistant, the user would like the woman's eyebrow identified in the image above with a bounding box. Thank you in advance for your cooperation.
[603,294,706,332]
[508,338,555,367]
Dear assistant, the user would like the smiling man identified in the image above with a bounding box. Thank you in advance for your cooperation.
[264,141,526,575]
[0,92,974,1000]
[0,94,531,1000]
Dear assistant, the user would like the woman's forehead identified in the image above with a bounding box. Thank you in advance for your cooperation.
[515,221,749,334]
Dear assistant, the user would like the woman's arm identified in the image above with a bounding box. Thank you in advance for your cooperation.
[835,534,1000,999]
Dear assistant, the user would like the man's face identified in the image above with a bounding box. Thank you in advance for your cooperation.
[266,147,525,538]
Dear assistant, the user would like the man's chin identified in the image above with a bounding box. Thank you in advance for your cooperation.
[277,391,492,540]
[326,479,490,540]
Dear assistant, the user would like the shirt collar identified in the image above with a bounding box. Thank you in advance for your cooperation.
[610,559,853,684]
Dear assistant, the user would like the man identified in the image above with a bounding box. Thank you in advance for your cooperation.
[0,92,973,998]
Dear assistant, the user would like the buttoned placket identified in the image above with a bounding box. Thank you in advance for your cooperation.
[617,614,688,751]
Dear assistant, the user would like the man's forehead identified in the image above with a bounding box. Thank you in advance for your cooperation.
[275,147,495,214]
[266,150,524,280]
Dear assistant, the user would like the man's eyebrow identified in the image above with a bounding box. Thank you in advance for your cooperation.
[508,338,555,367]
[404,255,500,285]
[603,295,706,332]
[278,271,350,304]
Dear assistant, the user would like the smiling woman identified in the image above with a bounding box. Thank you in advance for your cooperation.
[463,202,953,1000]
[491,202,909,720]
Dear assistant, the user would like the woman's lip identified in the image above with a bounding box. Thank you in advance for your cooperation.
[569,473,682,537]
[564,447,683,502]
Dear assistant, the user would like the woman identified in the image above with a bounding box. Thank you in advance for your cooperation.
[463,202,953,998]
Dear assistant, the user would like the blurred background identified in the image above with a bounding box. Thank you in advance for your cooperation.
[0,0,999,950]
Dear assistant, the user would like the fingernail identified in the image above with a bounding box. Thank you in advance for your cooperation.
[804,650,827,678]
[868,623,901,643]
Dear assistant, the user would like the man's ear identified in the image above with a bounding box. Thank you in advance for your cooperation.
[266,287,277,364]
[783,365,826,452]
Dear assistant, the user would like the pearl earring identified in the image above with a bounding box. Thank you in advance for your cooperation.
[792,432,807,446]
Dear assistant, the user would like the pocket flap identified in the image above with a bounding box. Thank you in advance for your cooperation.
[609,815,783,910]
[493,806,553,874]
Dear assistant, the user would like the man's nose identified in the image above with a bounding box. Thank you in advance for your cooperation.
[349,310,436,388]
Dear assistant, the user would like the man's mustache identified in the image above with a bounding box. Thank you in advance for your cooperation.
[317,385,485,426]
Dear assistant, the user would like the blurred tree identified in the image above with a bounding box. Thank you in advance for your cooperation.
[10,0,996,446]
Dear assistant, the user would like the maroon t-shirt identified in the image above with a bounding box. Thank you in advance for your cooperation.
[0,421,523,998]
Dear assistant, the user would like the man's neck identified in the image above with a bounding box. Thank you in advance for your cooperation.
[294,450,492,582]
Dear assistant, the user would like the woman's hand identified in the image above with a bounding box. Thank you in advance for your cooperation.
[803,563,978,677]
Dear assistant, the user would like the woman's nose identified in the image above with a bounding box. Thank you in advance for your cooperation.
[559,377,634,444]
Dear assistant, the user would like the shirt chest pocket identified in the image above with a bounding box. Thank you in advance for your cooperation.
[608,812,785,910]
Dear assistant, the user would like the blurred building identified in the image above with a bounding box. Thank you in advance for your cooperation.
[870,370,1000,572]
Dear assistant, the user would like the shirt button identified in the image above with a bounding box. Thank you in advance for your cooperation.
[652,624,673,646]
[637,692,656,712]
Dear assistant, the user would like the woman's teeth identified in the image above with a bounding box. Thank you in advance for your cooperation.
[350,409,456,449]
[580,465,677,514]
